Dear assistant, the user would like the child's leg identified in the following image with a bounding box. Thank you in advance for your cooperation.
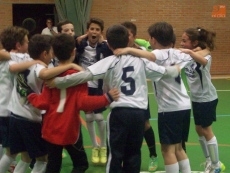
[144,122,157,158]
[0,148,17,173]
[85,113,98,147]
[13,151,30,173]
[175,143,191,173]
[0,144,3,158]
[94,113,106,147]
[31,155,47,173]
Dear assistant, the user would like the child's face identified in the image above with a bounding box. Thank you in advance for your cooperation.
[18,35,29,53]
[180,32,194,50]
[87,23,102,45]
[44,48,54,65]
[61,23,75,37]
[127,29,135,47]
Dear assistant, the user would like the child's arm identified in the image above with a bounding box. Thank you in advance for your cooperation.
[179,48,208,65]
[113,47,156,61]
[0,50,10,60]
[9,60,47,73]
[45,70,93,89]
[38,63,83,80]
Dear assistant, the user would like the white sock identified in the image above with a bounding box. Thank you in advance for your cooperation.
[85,113,98,147]
[207,136,219,166]
[0,144,3,158]
[95,113,106,147]
[31,161,47,173]
[165,162,179,173]
[0,154,15,173]
[178,159,191,173]
[13,160,29,173]
[199,136,210,160]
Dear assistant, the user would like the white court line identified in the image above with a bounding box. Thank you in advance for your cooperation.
[148,90,230,95]
[140,172,204,173]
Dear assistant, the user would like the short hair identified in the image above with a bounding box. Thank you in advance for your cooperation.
[106,24,129,49]
[148,22,174,47]
[0,26,29,51]
[86,18,104,31]
[28,34,53,60]
[52,34,75,61]
[121,21,137,36]
[57,20,74,33]
[184,27,216,51]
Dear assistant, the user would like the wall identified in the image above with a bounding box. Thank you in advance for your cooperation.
[0,0,229,74]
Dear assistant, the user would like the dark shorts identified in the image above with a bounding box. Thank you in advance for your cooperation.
[158,109,191,144]
[88,87,106,113]
[192,99,218,127]
[9,113,47,158]
[144,102,151,120]
[0,117,10,147]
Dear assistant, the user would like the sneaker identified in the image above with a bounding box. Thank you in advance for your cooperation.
[92,147,100,164]
[204,161,226,173]
[99,147,107,164]
[8,164,16,173]
[148,156,158,172]
[202,160,212,173]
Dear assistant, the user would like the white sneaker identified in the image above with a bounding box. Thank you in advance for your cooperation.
[202,160,211,173]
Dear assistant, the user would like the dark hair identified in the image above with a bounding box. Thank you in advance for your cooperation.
[184,27,216,51]
[87,18,104,31]
[57,20,74,33]
[148,22,174,47]
[106,24,129,49]
[0,26,29,51]
[172,33,176,48]
[52,34,75,61]
[121,21,137,36]
[28,34,53,59]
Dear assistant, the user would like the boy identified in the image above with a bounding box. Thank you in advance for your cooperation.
[46,24,180,173]
[121,21,158,172]
[27,33,119,173]
[74,17,113,165]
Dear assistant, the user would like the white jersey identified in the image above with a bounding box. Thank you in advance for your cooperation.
[152,48,193,112]
[0,54,16,117]
[88,54,166,109]
[184,54,217,102]
[79,43,103,88]
[8,52,46,122]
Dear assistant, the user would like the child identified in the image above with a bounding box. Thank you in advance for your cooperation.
[27,33,119,173]
[74,17,113,165]
[113,22,210,173]
[180,27,225,173]
[45,24,180,173]
[121,21,158,172]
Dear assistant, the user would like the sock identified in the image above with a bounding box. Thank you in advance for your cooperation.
[178,159,191,173]
[13,160,30,173]
[144,127,157,157]
[95,113,106,147]
[0,154,15,173]
[165,162,179,173]
[31,161,47,173]
[199,136,210,160]
[85,113,98,147]
[207,136,219,166]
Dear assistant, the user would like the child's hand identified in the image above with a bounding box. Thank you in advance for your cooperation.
[113,48,129,56]
[108,88,119,101]
[76,34,88,45]
[45,78,56,88]
[71,63,84,71]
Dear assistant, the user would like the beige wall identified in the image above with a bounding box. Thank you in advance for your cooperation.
[0,0,229,74]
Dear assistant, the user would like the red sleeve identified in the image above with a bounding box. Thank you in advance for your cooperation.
[77,83,110,112]
[27,86,50,110]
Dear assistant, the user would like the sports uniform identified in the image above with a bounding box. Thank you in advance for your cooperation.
[152,48,193,144]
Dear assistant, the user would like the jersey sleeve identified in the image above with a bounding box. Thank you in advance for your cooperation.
[142,58,166,81]
[34,64,46,78]
[27,85,50,110]
[77,83,110,112]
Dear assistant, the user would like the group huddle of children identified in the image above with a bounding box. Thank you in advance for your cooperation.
[0,17,225,173]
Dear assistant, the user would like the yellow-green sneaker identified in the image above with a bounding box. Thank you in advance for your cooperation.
[148,156,158,172]
[92,147,100,164]
[99,147,107,165]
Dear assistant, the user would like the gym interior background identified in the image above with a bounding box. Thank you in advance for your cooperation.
[0,0,229,75]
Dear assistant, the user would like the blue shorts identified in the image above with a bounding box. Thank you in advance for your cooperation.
[192,99,218,127]
[0,117,10,147]
[158,109,191,144]
[9,113,47,158]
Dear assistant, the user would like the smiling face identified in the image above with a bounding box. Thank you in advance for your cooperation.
[180,32,197,50]
[61,23,75,36]
[87,23,102,47]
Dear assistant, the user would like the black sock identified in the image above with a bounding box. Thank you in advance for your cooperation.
[144,126,157,157]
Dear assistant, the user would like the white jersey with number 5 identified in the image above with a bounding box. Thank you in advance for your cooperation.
[87,54,166,109]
